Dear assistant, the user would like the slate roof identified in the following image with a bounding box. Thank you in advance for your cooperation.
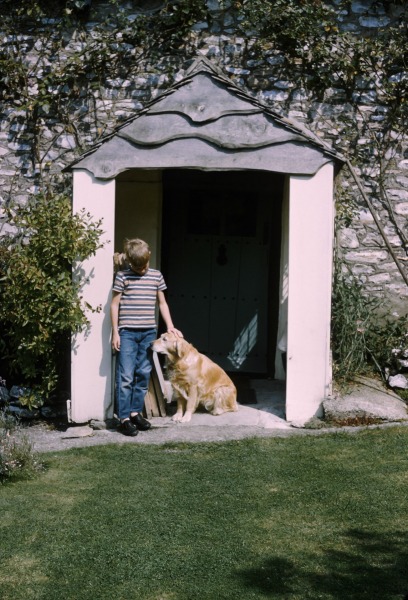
[68,57,344,179]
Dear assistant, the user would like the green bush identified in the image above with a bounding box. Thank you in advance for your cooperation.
[331,264,380,381]
[0,189,104,401]
[331,262,408,385]
[367,313,408,376]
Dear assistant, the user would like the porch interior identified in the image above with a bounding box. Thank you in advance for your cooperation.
[152,376,290,430]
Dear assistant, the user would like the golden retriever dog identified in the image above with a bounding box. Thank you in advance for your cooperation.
[152,332,238,423]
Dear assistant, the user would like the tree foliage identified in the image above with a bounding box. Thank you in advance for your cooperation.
[236,0,408,129]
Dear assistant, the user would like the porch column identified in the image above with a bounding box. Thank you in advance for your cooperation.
[71,170,115,423]
[286,162,334,424]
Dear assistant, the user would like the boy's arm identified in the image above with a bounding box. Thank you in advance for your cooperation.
[158,290,183,337]
[110,291,122,351]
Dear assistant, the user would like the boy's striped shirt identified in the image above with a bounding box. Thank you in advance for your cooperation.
[113,268,167,329]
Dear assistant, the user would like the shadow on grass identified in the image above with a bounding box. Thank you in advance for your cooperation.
[237,529,408,599]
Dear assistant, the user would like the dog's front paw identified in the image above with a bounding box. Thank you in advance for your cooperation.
[180,413,192,423]
[172,413,183,422]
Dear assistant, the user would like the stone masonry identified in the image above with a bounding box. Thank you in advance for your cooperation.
[0,0,407,313]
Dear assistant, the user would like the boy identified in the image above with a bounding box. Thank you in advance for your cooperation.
[111,238,182,436]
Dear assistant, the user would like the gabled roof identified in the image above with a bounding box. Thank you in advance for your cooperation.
[68,57,344,179]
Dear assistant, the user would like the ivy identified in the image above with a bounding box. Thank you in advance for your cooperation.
[235,0,408,252]
[0,0,210,174]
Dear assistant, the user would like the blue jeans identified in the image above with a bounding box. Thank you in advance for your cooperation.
[115,328,156,420]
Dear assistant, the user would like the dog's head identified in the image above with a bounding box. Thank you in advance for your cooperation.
[152,332,187,359]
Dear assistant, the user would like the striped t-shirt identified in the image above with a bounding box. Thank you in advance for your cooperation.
[113,268,167,329]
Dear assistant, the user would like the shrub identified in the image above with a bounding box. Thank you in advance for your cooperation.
[367,313,408,376]
[331,264,380,382]
[331,262,408,386]
[0,189,104,401]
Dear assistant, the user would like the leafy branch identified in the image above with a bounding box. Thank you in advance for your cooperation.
[0,190,104,399]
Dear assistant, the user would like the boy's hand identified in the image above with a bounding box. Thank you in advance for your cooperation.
[112,330,121,351]
[167,327,183,338]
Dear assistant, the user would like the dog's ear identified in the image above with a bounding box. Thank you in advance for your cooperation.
[175,339,184,358]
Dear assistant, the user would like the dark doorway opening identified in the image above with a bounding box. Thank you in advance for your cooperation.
[162,169,283,378]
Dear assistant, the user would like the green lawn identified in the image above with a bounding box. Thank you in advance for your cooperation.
[1,428,408,600]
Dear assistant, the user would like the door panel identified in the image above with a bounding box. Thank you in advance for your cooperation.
[166,236,269,372]
[167,236,212,349]
[209,237,241,359]
[228,240,269,372]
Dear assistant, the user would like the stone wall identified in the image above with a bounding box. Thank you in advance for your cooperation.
[0,0,407,313]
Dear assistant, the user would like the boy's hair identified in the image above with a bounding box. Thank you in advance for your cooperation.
[124,238,151,268]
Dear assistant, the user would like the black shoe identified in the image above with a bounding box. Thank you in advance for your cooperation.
[119,419,139,437]
[130,413,151,431]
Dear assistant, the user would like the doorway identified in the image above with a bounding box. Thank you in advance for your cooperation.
[162,170,283,377]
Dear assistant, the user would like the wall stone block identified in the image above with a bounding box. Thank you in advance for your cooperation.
[368,272,391,284]
[339,228,360,248]
[360,232,385,247]
[56,135,76,150]
[259,90,289,102]
[351,264,376,276]
[351,1,370,14]
[359,16,391,28]
[345,250,388,263]
[389,283,408,297]
[0,168,18,177]
[396,176,408,187]
[394,203,408,216]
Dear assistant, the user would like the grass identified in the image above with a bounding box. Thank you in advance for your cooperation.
[1,428,408,599]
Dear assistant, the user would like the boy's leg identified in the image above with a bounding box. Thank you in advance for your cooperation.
[115,328,138,421]
[130,328,156,415]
